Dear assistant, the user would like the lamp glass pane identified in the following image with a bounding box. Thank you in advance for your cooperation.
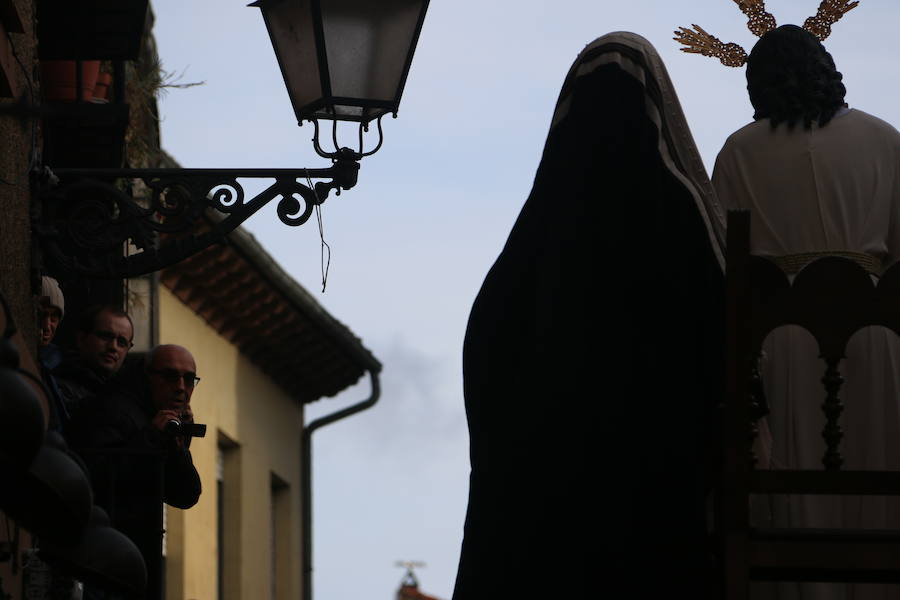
[321,0,424,106]
[262,0,323,120]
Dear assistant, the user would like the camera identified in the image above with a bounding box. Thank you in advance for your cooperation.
[164,419,207,438]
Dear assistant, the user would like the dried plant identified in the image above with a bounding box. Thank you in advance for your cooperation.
[125,51,204,169]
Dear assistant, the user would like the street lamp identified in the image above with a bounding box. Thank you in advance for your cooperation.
[253,0,428,127]
[38,0,430,279]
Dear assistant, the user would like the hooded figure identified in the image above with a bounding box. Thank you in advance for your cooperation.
[452,32,725,599]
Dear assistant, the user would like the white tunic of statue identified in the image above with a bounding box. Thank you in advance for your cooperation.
[713,108,900,599]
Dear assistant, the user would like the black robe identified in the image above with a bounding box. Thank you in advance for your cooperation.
[452,32,725,599]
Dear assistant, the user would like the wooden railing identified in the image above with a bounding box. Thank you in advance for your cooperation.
[720,210,900,597]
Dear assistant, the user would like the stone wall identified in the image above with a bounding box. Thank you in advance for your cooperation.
[0,0,37,354]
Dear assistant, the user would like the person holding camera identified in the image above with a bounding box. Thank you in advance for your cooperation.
[68,343,202,509]
[68,343,203,600]
[143,344,203,505]
[146,344,204,452]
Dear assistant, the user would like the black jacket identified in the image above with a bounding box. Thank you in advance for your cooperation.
[67,376,202,512]
[53,354,110,426]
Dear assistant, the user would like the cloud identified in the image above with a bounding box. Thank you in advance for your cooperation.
[308,334,469,467]
[306,336,470,600]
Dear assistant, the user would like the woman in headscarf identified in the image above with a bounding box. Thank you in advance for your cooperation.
[452,32,725,599]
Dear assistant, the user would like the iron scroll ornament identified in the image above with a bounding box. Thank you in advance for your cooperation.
[37,151,359,280]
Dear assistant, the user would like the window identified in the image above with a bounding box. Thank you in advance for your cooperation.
[270,473,290,600]
[217,434,239,600]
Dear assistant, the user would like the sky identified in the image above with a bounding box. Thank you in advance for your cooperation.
[148,1,900,598]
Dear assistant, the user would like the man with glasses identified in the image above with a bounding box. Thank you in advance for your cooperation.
[145,344,202,455]
[54,304,134,424]
[75,343,203,503]
[68,343,203,506]
[68,344,202,600]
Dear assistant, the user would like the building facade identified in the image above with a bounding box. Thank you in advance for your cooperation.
[154,224,380,600]
[0,1,380,598]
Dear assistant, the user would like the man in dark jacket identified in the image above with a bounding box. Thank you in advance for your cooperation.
[71,344,202,505]
[69,344,202,600]
[54,304,134,425]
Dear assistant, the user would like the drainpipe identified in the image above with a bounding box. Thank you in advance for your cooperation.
[301,368,381,600]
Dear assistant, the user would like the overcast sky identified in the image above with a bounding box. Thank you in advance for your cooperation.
[149,1,900,598]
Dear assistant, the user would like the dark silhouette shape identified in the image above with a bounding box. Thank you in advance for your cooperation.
[452,32,725,599]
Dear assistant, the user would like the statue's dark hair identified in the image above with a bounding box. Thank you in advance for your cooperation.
[746,25,846,130]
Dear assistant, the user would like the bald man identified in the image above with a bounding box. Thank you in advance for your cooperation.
[70,344,202,503]
[68,344,202,600]
[145,344,201,446]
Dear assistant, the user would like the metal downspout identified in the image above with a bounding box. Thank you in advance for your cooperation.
[301,368,381,600]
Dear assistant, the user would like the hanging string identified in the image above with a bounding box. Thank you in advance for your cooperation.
[315,204,331,292]
[306,173,331,292]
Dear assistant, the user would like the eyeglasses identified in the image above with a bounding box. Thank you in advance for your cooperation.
[149,369,201,388]
[92,329,134,349]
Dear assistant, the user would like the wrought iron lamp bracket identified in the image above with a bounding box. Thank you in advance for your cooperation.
[36,155,360,280]
[308,115,387,160]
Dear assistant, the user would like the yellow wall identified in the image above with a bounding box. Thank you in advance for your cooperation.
[159,287,304,600]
